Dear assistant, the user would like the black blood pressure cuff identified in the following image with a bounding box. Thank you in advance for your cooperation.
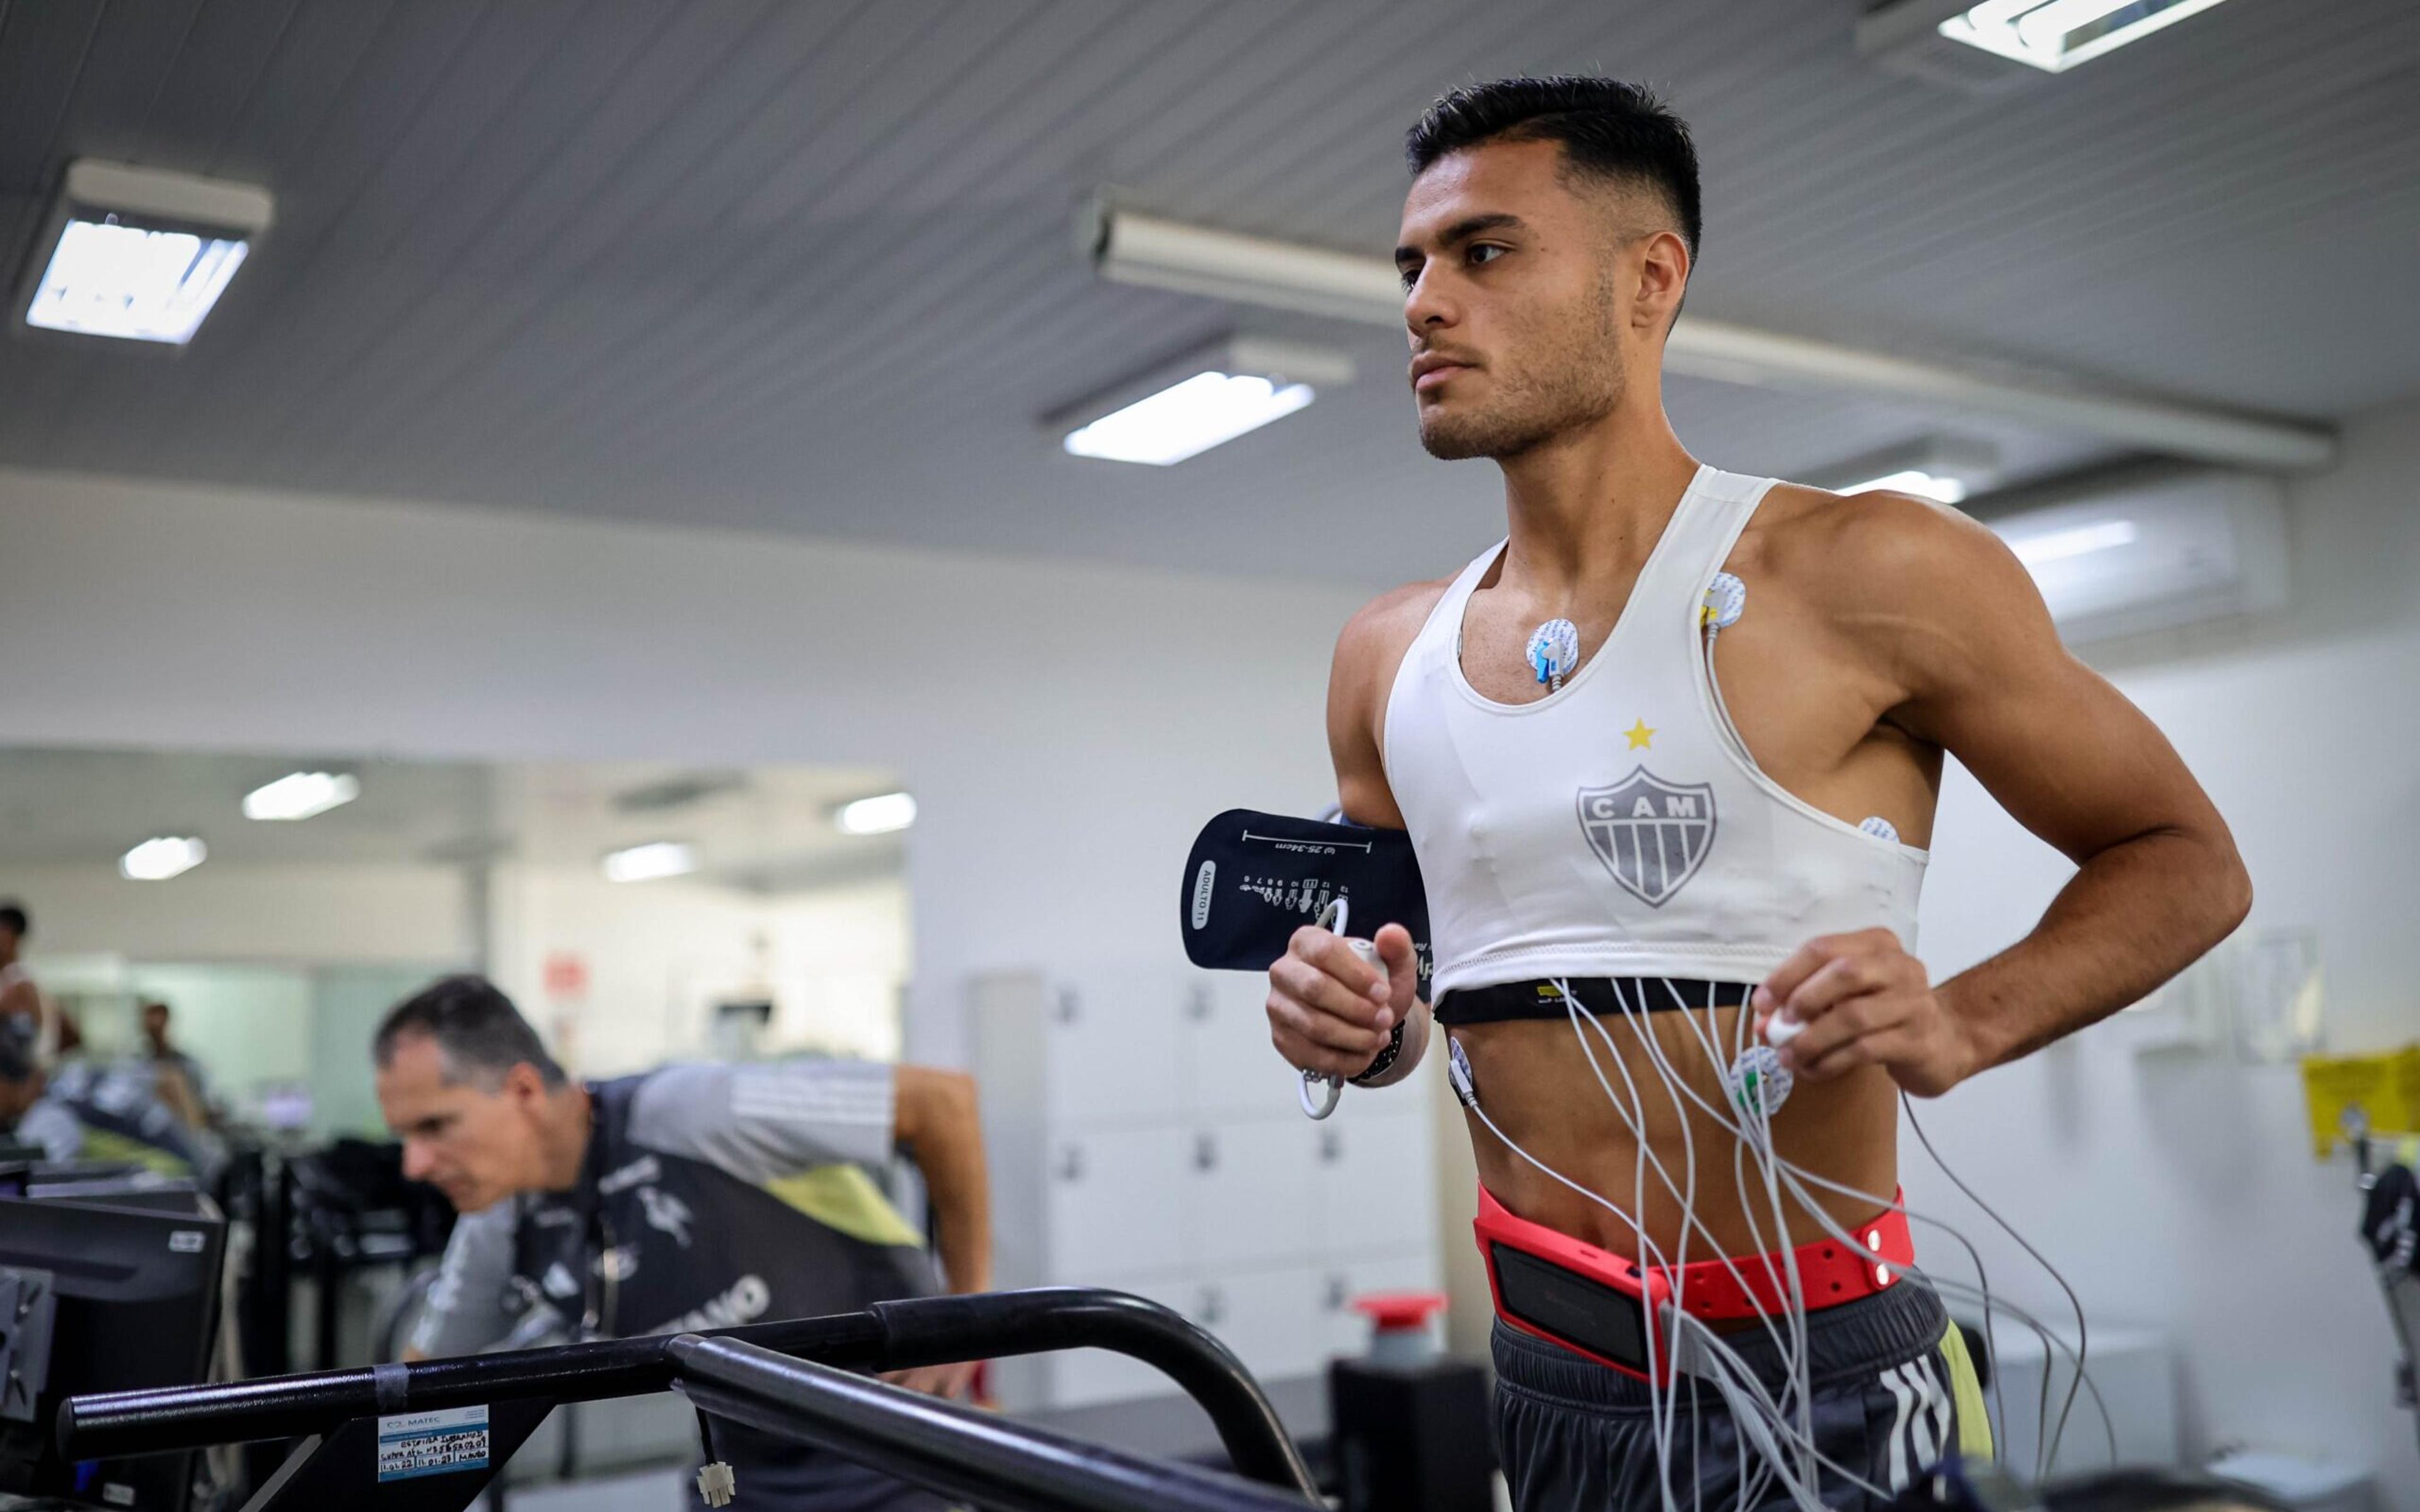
[1180,808,1433,999]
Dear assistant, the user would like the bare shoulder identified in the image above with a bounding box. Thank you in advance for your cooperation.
[1754,483,2048,641]
[1334,575,1455,679]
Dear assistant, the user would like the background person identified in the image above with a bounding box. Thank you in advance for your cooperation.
[374,974,993,1512]
[0,900,79,1066]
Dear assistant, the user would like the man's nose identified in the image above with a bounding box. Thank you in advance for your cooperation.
[400,1138,437,1183]
[1403,268,1456,334]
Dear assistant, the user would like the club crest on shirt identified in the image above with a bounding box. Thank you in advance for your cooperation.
[1577,767,1717,907]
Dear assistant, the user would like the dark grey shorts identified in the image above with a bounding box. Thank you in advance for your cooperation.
[1492,1281,1989,1512]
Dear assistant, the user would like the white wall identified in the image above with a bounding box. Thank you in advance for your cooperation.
[1911,394,2420,1501]
[0,859,471,965]
[0,467,1361,1079]
[487,866,911,1075]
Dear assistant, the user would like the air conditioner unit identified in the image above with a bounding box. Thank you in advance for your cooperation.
[1976,467,2288,643]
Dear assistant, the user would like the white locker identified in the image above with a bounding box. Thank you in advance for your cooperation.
[1180,970,1298,1121]
[1044,1126,1189,1280]
[969,963,1445,1409]
[1196,1264,1327,1385]
[1312,1106,1439,1257]
[1181,1120,1317,1269]
[1041,968,1182,1127]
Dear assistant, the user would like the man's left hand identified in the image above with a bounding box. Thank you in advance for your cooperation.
[880,1360,982,1402]
[1753,929,1978,1098]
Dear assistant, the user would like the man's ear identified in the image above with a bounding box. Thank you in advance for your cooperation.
[503,1060,550,1109]
[1632,227,1690,334]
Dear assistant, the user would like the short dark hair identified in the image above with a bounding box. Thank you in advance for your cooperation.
[374,975,565,1091]
[1407,76,1702,260]
[0,902,26,938]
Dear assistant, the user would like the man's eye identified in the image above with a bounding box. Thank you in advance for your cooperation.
[1398,265,1420,291]
[1468,244,1506,266]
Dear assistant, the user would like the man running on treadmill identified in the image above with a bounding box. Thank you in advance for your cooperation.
[1264,77,2249,1509]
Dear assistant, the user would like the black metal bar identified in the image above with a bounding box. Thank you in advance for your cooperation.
[62,1311,886,1460]
[867,1288,1315,1494]
[671,1335,1314,1512]
[61,1287,1317,1498]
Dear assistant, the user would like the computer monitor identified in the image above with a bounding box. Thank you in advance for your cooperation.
[25,1174,204,1215]
[0,1160,148,1200]
[0,1195,225,1511]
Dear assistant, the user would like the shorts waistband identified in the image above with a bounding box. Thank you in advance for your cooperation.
[1436,976,1753,1026]
[1491,1281,1949,1411]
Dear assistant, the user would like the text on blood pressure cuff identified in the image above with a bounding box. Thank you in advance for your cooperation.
[1180,808,1432,998]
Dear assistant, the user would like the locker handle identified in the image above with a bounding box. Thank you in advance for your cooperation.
[1055,1145,1084,1183]
[1193,1132,1218,1172]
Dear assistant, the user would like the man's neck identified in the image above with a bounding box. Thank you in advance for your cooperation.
[537,1084,596,1193]
[1494,402,1700,599]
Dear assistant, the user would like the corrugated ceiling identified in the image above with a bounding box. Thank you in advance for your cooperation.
[0,0,2411,584]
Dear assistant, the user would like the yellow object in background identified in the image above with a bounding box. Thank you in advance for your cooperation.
[2300,1044,2420,1157]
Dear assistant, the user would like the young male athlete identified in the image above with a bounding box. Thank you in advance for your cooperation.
[1264,78,2251,1509]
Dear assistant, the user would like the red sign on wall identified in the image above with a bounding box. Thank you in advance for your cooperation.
[543,952,589,1002]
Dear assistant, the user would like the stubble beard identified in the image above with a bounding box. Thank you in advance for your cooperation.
[1415,285,1627,462]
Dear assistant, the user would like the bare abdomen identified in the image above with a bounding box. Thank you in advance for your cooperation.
[1452,1008,1899,1261]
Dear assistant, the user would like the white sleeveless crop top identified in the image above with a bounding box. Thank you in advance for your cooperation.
[1381,465,1927,997]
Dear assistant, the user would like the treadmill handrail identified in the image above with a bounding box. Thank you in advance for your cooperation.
[673,1335,1314,1512]
[59,1286,1318,1498]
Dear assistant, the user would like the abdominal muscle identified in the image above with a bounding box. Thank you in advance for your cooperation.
[1453,1004,1900,1265]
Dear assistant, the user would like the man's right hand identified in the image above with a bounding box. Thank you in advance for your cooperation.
[1266,922,1419,1078]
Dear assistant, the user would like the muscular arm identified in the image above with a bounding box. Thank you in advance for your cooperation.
[892,1066,992,1295]
[1264,585,1441,1089]
[1765,496,2252,1091]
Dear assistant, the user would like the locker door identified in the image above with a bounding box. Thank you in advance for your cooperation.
[1043,1126,1188,1280]
[1042,968,1182,1127]
[1182,1120,1317,1269]
[1311,1108,1438,1257]
[1194,1264,1325,1386]
[1180,971,1296,1121]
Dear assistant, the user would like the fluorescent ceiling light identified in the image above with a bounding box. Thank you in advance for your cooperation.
[122,836,207,881]
[835,792,917,836]
[243,770,360,822]
[27,222,251,344]
[2002,518,2138,566]
[1063,371,1315,466]
[1841,468,1969,505]
[1939,0,2235,72]
[602,841,696,883]
[1816,437,1999,504]
[18,161,272,345]
[1084,203,2336,472]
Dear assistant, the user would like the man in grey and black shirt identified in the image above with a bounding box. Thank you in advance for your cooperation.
[374,975,993,1512]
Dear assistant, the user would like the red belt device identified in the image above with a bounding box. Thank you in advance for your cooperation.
[1475,1185,1916,1384]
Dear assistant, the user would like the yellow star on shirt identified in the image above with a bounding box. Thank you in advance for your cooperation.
[1625,718,1656,750]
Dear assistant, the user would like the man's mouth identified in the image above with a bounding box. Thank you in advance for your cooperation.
[1411,353,1475,394]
